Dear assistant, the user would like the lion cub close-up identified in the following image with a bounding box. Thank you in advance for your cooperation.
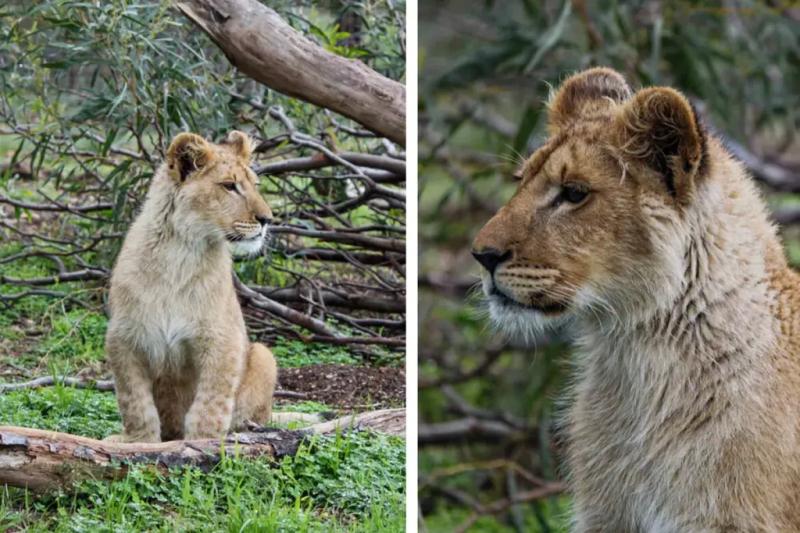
[105,131,277,443]
[472,68,800,531]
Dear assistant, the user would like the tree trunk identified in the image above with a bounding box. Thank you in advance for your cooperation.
[175,0,405,145]
[0,408,404,491]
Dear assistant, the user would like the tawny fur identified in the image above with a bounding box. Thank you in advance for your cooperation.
[473,68,800,531]
[105,131,277,442]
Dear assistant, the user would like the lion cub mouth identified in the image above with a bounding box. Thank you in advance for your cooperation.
[226,226,267,257]
[490,287,569,315]
[226,233,261,243]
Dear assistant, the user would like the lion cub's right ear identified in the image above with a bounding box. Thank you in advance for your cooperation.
[166,133,214,182]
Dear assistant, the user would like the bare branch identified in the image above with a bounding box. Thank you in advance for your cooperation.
[175,0,405,144]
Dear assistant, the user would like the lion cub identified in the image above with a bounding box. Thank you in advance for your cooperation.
[105,131,277,442]
[473,68,800,531]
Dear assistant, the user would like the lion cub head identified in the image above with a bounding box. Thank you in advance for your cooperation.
[165,131,272,256]
[472,67,708,337]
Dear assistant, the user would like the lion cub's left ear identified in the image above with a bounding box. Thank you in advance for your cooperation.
[222,130,253,162]
[613,87,706,204]
[547,67,632,135]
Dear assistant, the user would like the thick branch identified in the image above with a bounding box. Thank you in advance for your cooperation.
[280,247,405,266]
[234,275,341,338]
[271,227,404,253]
[255,152,405,182]
[253,285,404,314]
[175,0,405,144]
[0,196,113,213]
[418,418,531,445]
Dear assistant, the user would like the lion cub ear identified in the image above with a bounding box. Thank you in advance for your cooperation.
[613,87,706,204]
[222,130,253,162]
[166,133,214,182]
[547,67,632,135]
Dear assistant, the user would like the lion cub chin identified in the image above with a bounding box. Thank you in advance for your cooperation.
[473,68,800,531]
[104,131,277,443]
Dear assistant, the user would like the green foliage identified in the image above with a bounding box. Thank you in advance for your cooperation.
[37,310,107,367]
[308,22,370,59]
[0,0,406,347]
[272,338,359,368]
[0,307,108,374]
[0,432,405,532]
[275,400,333,414]
[279,432,405,515]
[0,387,121,439]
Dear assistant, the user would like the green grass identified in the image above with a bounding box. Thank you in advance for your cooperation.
[0,242,107,374]
[271,338,401,368]
[0,386,121,438]
[272,339,359,368]
[0,308,109,377]
[0,386,405,532]
[37,310,108,368]
[0,431,405,532]
[275,400,333,414]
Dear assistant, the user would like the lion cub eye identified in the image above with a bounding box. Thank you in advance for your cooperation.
[555,183,589,206]
[221,181,238,192]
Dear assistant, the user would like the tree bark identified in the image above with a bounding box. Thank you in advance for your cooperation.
[0,408,404,491]
[175,0,405,145]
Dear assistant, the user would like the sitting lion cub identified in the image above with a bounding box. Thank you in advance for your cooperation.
[105,131,277,442]
[473,68,800,531]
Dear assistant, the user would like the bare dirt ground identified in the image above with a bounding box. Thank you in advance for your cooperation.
[279,364,405,409]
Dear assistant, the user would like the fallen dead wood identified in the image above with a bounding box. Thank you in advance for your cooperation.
[175,0,405,145]
[0,408,404,491]
[0,376,115,393]
[307,408,404,436]
[0,376,306,399]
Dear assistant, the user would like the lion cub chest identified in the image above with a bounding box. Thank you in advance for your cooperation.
[116,282,233,371]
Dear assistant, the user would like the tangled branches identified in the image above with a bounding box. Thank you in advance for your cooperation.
[0,1,405,357]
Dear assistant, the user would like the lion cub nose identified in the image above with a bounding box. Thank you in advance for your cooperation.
[255,215,271,227]
[471,248,511,274]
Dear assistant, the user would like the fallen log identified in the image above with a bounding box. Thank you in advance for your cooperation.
[0,408,404,491]
[175,0,405,145]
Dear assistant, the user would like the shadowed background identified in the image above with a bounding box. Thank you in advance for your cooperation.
[418,1,800,531]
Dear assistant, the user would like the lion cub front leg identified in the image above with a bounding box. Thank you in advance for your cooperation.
[106,340,161,442]
[183,341,244,439]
